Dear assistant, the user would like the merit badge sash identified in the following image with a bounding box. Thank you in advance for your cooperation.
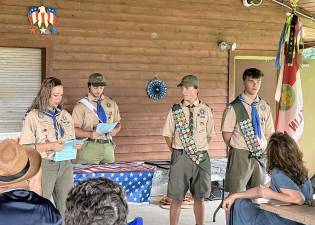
[172,104,210,174]
[231,97,265,164]
[79,97,101,122]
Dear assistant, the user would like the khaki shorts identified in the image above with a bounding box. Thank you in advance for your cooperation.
[167,149,211,200]
[224,148,266,194]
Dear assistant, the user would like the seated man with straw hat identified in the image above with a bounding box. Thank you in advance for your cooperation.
[0,139,62,225]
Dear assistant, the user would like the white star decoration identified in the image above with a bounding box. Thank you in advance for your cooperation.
[40,27,47,34]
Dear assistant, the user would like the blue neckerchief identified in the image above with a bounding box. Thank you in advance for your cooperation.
[97,100,107,123]
[44,105,65,141]
[238,95,262,139]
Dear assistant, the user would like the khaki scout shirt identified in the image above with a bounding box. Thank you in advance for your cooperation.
[221,93,274,151]
[163,99,216,151]
[20,109,75,146]
[72,93,121,132]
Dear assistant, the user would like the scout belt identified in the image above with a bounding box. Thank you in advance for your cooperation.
[87,138,111,144]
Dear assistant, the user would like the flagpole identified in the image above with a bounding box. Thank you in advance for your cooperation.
[271,0,315,22]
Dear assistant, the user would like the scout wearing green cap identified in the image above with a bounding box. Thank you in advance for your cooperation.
[163,74,216,225]
[88,73,107,86]
[177,74,199,88]
[73,72,122,165]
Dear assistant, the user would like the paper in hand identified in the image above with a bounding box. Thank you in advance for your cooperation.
[64,138,87,147]
[96,122,118,134]
[54,138,87,162]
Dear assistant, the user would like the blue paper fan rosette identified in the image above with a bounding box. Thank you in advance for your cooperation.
[146,79,168,100]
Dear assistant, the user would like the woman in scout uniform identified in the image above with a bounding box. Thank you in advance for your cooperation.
[163,75,216,225]
[20,77,79,217]
[221,68,274,194]
[223,132,313,225]
[72,73,121,164]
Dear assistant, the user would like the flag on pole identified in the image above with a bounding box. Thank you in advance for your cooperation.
[275,13,304,142]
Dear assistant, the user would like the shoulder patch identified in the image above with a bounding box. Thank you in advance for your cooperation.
[172,103,181,111]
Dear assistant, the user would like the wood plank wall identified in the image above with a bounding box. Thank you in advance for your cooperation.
[0,0,288,161]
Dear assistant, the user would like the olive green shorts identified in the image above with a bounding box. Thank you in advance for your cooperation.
[167,149,211,200]
[224,148,266,194]
[78,142,115,164]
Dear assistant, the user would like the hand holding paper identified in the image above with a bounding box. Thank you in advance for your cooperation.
[64,138,87,148]
[96,122,118,134]
[53,138,87,162]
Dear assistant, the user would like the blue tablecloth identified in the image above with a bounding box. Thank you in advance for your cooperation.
[73,163,155,204]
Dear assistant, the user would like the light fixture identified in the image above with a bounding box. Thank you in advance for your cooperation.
[242,0,263,7]
[218,42,237,51]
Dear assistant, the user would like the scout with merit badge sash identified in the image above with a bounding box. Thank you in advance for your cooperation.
[231,95,266,167]
[171,102,211,175]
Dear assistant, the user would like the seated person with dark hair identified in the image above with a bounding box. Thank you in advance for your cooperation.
[65,177,129,225]
[223,132,313,225]
[0,139,62,225]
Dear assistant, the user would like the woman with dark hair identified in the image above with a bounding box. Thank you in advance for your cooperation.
[223,132,313,225]
[20,77,80,218]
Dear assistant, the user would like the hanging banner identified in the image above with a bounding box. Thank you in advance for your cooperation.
[275,13,304,142]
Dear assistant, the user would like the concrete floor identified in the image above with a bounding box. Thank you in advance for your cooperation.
[128,199,226,225]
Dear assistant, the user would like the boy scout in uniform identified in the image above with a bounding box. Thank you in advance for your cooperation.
[72,73,121,164]
[222,68,274,194]
[20,77,77,218]
[163,75,216,225]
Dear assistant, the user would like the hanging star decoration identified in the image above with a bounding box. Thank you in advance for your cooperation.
[27,5,57,34]
[146,75,168,100]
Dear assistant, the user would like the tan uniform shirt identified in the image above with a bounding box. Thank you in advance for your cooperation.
[20,109,75,157]
[72,93,121,132]
[163,99,216,151]
[221,93,274,150]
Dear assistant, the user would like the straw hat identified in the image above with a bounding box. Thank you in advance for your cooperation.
[0,139,41,187]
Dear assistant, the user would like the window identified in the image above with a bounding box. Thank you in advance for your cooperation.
[0,47,41,138]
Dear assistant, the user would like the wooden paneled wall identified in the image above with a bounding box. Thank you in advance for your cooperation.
[0,0,289,161]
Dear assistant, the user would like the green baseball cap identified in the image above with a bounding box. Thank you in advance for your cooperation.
[88,73,107,86]
[177,74,199,88]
